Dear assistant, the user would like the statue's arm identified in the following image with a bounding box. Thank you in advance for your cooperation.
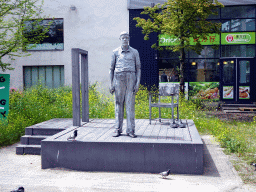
[109,52,115,94]
[134,50,141,93]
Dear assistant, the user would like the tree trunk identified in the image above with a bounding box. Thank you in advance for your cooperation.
[179,47,185,96]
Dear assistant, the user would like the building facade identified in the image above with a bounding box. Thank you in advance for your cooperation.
[1,0,256,103]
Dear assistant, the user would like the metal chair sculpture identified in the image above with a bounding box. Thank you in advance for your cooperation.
[149,84,185,128]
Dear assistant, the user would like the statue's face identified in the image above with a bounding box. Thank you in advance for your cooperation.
[120,35,129,46]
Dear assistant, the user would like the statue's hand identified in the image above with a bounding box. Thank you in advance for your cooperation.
[109,84,115,94]
[133,85,139,94]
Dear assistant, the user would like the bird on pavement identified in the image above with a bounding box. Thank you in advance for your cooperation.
[159,169,171,179]
[10,186,24,192]
[251,163,256,171]
[67,130,78,141]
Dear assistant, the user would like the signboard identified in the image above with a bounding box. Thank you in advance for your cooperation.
[159,33,220,46]
[189,82,219,100]
[221,32,255,45]
[239,86,250,99]
[159,32,256,46]
[223,86,233,99]
[0,74,10,120]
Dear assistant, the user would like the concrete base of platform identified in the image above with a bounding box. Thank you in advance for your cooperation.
[41,119,203,174]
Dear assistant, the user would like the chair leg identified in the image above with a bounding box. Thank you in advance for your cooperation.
[159,107,161,122]
[149,106,151,124]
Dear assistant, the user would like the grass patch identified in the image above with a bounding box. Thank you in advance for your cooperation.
[0,83,256,184]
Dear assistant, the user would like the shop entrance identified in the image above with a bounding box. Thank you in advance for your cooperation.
[220,57,254,103]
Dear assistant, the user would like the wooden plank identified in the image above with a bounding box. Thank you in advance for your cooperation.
[157,125,168,141]
[166,127,176,141]
[239,107,256,111]
[175,128,184,141]
[139,121,156,142]
[115,119,146,143]
[149,124,161,142]
[183,120,192,141]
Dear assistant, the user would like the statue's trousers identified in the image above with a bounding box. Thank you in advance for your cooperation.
[114,72,136,134]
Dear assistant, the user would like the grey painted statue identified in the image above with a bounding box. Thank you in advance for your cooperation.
[109,31,141,138]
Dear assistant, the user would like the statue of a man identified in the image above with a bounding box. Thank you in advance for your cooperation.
[109,31,141,138]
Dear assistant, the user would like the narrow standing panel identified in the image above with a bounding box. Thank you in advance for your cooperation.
[81,53,89,122]
[72,49,81,127]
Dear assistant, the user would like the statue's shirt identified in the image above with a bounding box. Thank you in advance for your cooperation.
[110,46,141,73]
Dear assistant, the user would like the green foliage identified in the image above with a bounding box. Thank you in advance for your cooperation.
[134,0,223,53]
[0,83,255,160]
[0,0,49,72]
[133,0,224,94]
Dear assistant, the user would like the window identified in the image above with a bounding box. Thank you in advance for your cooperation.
[23,66,64,89]
[24,19,64,51]
[222,19,255,32]
[189,46,219,58]
[188,59,220,82]
[221,45,255,57]
[221,6,255,19]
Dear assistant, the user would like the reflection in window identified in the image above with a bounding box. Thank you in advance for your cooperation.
[158,59,188,82]
[24,19,64,50]
[239,61,250,84]
[222,19,255,32]
[221,6,255,19]
[223,61,234,84]
[158,48,188,59]
[221,20,230,32]
[221,45,255,57]
[188,59,219,82]
[189,46,219,58]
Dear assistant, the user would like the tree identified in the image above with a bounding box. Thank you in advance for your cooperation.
[134,0,224,94]
[0,0,49,72]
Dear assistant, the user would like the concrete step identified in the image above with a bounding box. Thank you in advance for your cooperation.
[16,144,41,155]
[25,127,66,136]
[20,135,48,145]
[221,103,256,108]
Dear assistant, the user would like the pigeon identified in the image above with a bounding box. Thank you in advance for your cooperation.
[159,169,171,179]
[250,163,256,171]
[10,186,24,192]
[67,130,78,141]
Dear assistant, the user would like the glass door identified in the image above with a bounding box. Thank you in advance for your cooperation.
[220,58,253,103]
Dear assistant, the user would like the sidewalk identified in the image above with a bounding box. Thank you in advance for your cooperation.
[0,135,255,192]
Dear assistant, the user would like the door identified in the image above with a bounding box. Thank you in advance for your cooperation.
[220,58,253,103]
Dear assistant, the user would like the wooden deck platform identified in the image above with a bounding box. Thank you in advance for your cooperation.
[41,119,203,174]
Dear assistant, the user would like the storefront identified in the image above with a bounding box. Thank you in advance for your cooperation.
[129,2,256,103]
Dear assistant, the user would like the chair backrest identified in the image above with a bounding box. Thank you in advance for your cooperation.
[159,83,179,96]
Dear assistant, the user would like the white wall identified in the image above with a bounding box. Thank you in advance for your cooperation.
[2,0,129,91]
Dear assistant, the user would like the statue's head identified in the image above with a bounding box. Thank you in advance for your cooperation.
[119,31,129,46]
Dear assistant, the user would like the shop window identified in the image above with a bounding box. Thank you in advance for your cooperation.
[23,66,64,89]
[222,19,255,32]
[221,6,255,19]
[158,48,188,59]
[189,46,219,58]
[158,59,188,82]
[188,59,220,82]
[24,19,64,51]
[221,45,255,57]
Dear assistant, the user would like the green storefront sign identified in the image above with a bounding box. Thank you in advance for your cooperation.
[221,32,255,45]
[0,74,10,121]
[159,33,220,46]
[159,32,255,46]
